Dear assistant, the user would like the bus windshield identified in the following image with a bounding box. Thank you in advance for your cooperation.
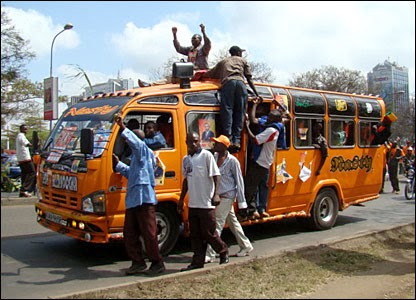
[42,97,130,156]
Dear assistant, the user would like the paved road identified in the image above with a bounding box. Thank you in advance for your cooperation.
[1,178,414,299]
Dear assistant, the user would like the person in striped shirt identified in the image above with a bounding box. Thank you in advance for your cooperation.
[205,135,253,263]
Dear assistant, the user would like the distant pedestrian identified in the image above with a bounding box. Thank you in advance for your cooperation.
[203,45,262,151]
[172,24,211,70]
[205,135,253,263]
[16,124,36,197]
[177,132,229,271]
[113,115,165,276]
[387,141,404,194]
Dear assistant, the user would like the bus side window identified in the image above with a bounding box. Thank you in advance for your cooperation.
[359,121,372,147]
[156,114,173,148]
[330,120,347,146]
[295,118,310,147]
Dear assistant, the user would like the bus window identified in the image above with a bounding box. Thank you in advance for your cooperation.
[295,118,310,147]
[329,119,355,147]
[295,118,326,148]
[186,112,221,149]
[359,120,379,147]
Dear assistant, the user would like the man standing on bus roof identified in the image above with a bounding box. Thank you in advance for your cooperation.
[172,24,211,70]
[112,115,166,276]
[202,45,262,151]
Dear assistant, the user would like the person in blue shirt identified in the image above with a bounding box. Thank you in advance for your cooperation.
[112,115,165,276]
[144,121,167,150]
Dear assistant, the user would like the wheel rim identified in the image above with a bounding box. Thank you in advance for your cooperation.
[319,196,334,222]
[156,212,170,247]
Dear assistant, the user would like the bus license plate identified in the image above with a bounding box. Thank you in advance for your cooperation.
[45,212,67,226]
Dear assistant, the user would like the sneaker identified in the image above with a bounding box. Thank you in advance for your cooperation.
[219,251,229,264]
[19,191,32,198]
[260,211,270,218]
[251,211,261,219]
[395,190,400,194]
[145,261,166,276]
[235,245,254,257]
[205,256,216,263]
[125,261,147,275]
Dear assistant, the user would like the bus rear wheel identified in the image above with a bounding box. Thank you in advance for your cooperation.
[298,188,339,230]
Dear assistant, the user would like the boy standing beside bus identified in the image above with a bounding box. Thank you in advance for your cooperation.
[242,107,281,220]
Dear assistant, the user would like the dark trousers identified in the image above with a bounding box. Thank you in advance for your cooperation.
[220,80,248,145]
[19,160,36,193]
[388,163,400,191]
[245,162,269,214]
[123,204,163,265]
[188,208,228,267]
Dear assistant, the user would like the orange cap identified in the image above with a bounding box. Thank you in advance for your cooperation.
[211,135,230,148]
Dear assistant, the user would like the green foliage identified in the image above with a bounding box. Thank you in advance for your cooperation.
[288,65,367,94]
[1,7,44,129]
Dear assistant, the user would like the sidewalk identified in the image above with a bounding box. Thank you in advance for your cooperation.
[1,191,38,206]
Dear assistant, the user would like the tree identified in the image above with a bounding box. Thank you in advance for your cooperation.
[391,95,415,143]
[211,47,274,83]
[1,8,43,128]
[288,65,367,94]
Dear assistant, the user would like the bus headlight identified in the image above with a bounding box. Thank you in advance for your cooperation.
[81,191,106,214]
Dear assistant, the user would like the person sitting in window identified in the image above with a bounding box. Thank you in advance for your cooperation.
[144,121,167,150]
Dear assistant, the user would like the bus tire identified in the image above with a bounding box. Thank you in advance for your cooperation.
[155,203,180,256]
[298,188,339,231]
[310,188,339,230]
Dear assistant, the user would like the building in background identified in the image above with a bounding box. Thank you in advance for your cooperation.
[367,59,409,112]
[71,78,136,103]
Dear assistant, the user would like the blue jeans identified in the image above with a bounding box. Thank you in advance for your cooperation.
[256,170,269,213]
[220,80,248,145]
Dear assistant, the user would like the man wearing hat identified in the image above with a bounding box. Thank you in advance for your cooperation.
[205,135,253,263]
[202,45,262,151]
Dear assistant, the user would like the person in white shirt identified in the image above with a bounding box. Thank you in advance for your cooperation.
[16,124,35,197]
[177,132,229,271]
[205,135,253,263]
[242,109,281,220]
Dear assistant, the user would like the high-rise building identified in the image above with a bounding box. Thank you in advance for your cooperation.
[367,59,409,112]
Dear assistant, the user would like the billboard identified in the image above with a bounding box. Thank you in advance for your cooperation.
[44,77,59,120]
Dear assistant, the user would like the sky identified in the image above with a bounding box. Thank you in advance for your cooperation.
[3,1,415,99]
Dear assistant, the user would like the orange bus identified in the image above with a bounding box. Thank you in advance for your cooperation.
[34,64,388,255]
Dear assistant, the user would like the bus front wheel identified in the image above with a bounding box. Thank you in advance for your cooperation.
[155,203,180,256]
[298,188,339,231]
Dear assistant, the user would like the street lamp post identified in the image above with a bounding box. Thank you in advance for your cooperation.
[47,23,73,130]
[50,23,73,77]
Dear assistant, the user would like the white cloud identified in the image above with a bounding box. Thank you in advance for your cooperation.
[4,2,415,97]
[4,7,79,58]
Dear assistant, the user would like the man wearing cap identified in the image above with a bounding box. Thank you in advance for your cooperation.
[202,45,262,151]
[205,135,253,263]
[172,24,211,70]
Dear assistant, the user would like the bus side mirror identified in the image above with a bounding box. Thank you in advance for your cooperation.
[172,62,193,89]
[80,128,94,154]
